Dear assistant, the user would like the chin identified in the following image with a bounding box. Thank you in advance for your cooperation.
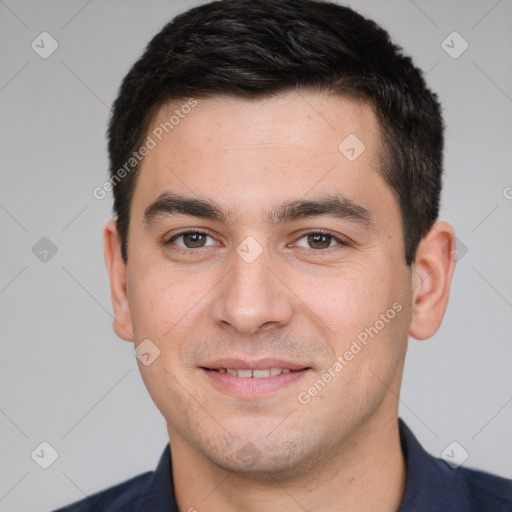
[198,428,321,480]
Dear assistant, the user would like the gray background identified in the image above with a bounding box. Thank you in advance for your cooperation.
[1,1,511,511]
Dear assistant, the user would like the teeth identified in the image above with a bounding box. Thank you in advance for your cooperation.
[215,368,296,377]
[253,369,270,378]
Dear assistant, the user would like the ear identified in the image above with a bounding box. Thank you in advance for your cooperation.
[409,221,456,340]
[104,220,134,341]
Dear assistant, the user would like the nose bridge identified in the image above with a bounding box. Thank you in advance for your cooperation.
[212,242,293,334]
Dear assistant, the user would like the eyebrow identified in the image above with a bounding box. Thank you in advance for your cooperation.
[144,193,228,225]
[143,192,373,229]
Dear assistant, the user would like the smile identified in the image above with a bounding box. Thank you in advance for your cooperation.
[201,361,311,397]
[209,368,295,378]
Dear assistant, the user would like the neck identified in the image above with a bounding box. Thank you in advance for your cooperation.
[170,413,406,512]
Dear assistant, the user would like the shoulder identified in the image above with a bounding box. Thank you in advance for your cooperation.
[52,444,175,512]
[398,419,512,512]
[51,471,153,512]
[452,464,512,511]
[402,457,512,512]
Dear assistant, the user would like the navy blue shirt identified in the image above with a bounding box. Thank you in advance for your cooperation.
[53,419,512,511]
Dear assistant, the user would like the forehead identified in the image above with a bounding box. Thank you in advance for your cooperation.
[147,91,379,158]
[132,91,395,225]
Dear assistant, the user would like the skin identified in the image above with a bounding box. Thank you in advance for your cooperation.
[104,91,456,512]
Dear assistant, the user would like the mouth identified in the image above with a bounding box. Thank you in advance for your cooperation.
[200,359,312,397]
[205,367,302,378]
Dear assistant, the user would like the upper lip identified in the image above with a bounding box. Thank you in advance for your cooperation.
[202,358,310,371]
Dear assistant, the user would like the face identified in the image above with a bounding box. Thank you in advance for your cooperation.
[112,91,418,476]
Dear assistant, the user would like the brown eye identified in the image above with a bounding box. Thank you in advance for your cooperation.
[293,231,346,250]
[168,231,215,249]
[307,233,333,249]
[182,233,207,248]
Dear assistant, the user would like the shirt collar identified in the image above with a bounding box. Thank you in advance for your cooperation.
[136,444,178,512]
[397,418,473,511]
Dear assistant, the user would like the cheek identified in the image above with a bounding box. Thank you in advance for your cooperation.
[294,262,394,342]
[127,261,210,336]
[295,260,410,387]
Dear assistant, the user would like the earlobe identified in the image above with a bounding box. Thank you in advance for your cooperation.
[103,220,134,341]
[409,221,456,340]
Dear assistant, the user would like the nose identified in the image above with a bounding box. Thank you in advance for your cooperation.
[211,245,294,335]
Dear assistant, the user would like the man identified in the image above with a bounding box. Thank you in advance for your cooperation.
[54,0,512,510]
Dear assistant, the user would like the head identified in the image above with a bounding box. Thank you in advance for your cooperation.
[104,0,455,477]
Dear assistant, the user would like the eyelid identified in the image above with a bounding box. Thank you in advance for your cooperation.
[164,228,350,251]
[165,229,219,248]
[291,229,349,248]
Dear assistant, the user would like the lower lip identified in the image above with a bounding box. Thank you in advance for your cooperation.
[202,368,311,397]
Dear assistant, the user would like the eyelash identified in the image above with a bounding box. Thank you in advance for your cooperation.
[165,229,348,253]
[293,229,348,250]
